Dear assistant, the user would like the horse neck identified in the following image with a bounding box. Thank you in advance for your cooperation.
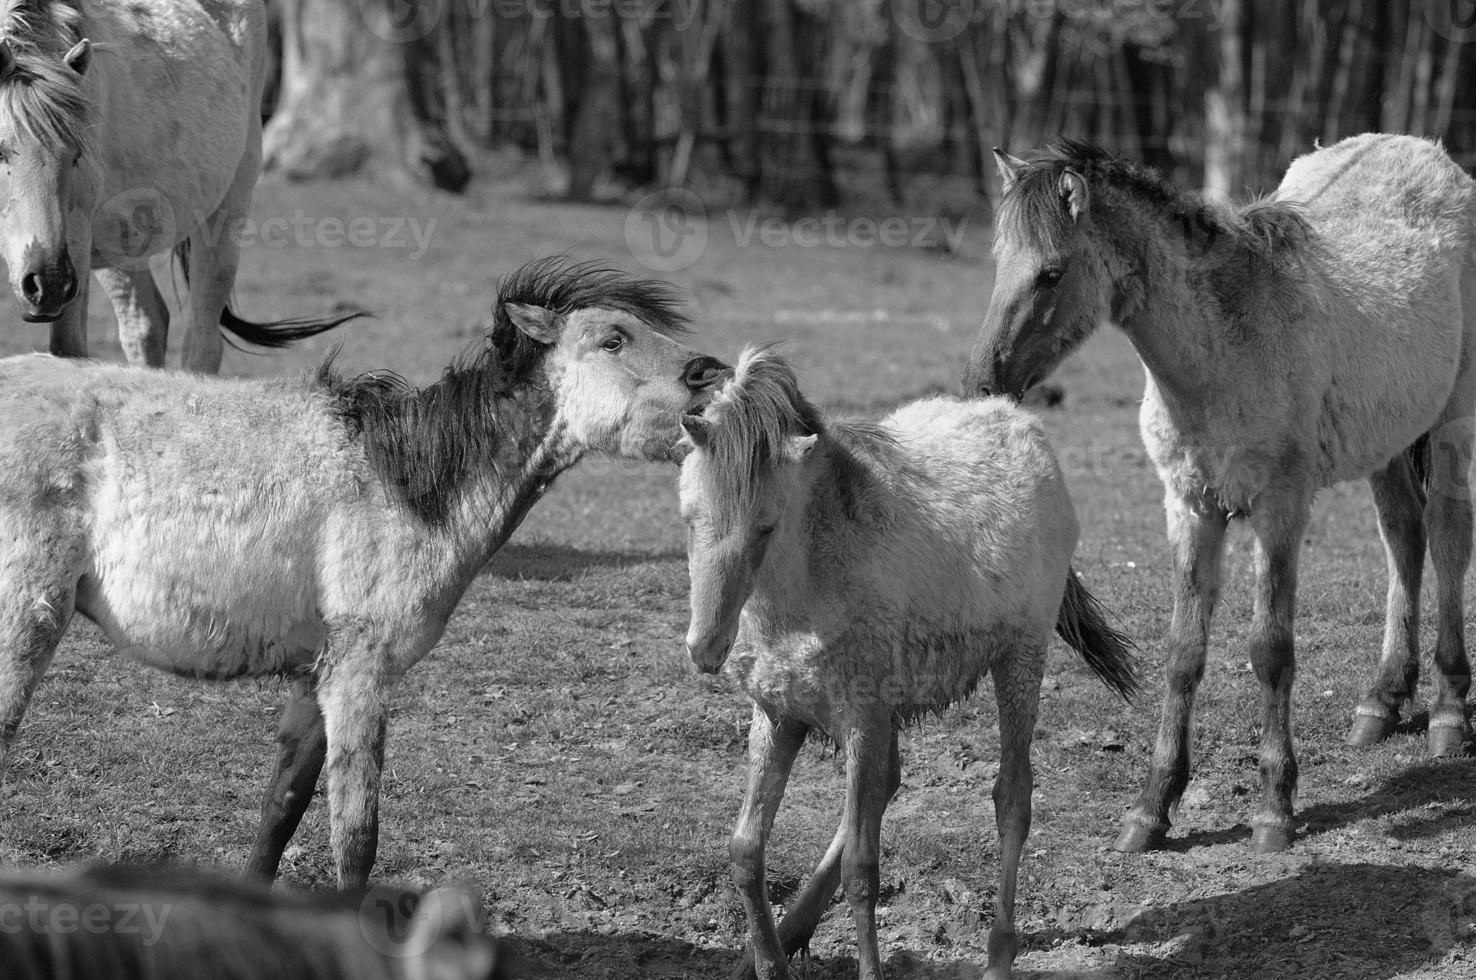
[748,437,846,618]
[1093,185,1246,405]
[439,382,582,574]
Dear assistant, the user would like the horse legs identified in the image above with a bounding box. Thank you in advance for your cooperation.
[1348,452,1426,745]
[840,713,894,980]
[985,645,1045,980]
[730,734,901,980]
[729,704,806,980]
[47,274,89,359]
[95,267,170,369]
[245,676,328,881]
[0,550,77,772]
[1114,496,1229,852]
[316,658,389,889]
[1425,412,1475,756]
[1244,496,1310,852]
[179,140,259,373]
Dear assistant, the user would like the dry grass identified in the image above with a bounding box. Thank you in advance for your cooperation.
[0,159,1473,979]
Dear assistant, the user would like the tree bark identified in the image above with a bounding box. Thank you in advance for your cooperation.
[1202,0,1245,199]
[264,0,468,190]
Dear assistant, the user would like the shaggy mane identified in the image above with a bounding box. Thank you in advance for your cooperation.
[1000,138,1310,264]
[320,257,690,526]
[698,345,899,523]
[0,0,88,150]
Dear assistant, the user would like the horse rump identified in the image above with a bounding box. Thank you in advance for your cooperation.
[0,865,512,980]
[1055,567,1139,701]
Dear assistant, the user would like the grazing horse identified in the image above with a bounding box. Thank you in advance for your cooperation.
[679,346,1137,980]
[965,134,1476,853]
[0,0,351,370]
[2,866,510,980]
[0,258,728,888]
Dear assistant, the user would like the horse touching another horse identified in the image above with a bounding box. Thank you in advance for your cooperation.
[0,0,352,370]
[0,257,727,888]
[679,346,1136,980]
[967,134,1476,853]
[2,866,510,980]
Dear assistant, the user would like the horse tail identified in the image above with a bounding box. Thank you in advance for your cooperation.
[173,241,365,351]
[1055,567,1139,701]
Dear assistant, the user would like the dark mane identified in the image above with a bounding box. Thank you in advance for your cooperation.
[0,0,88,150]
[318,257,690,526]
[1000,138,1309,263]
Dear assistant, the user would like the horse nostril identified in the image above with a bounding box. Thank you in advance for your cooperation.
[21,272,43,305]
[683,356,730,391]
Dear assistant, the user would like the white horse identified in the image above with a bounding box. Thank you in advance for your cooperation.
[0,258,728,888]
[0,0,351,370]
[679,346,1137,980]
[966,134,1476,853]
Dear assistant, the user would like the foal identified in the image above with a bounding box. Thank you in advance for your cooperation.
[966,135,1476,852]
[0,258,726,887]
[679,346,1136,980]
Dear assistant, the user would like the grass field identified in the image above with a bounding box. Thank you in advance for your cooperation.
[0,159,1473,979]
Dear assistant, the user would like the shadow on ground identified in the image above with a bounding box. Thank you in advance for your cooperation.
[483,543,684,582]
[1037,863,1474,980]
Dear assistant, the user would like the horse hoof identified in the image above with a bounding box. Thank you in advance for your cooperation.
[1428,725,1470,758]
[1250,825,1293,853]
[1112,822,1167,853]
[1346,713,1395,747]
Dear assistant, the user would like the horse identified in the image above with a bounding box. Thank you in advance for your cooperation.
[678,346,1137,980]
[0,0,353,371]
[2,865,510,980]
[0,257,729,888]
[964,134,1476,854]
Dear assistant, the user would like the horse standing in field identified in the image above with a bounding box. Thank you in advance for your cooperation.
[0,0,350,370]
[3,866,511,980]
[679,347,1137,980]
[965,134,1476,853]
[0,257,728,888]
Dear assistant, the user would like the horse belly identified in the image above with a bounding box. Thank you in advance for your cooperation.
[83,504,327,680]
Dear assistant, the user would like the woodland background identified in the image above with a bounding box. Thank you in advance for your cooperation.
[260,0,1476,206]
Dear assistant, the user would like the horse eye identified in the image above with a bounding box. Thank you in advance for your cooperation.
[601,334,625,352]
[756,524,776,539]
[1036,268,1064,289]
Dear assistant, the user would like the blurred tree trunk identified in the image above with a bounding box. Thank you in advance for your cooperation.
[758,0,837,211]
[1202,0,1245,198]
[564,13,621,200]
[264,0,468,190]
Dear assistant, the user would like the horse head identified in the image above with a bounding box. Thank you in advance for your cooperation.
[0,33,92,323]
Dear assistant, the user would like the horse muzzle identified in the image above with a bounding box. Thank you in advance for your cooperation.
[685,636,732,674]
[17,264,79,323]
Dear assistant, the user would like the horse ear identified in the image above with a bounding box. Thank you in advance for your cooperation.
[993,149,1025,193]
[787,434,818,461]
[681,414,712,449]
[64,38,92,77]
[1060,169,1089,222]
[504,303,560,344]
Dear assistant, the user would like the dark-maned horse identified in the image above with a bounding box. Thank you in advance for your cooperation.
[966,134,1475,853]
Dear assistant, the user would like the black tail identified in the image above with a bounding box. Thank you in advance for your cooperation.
[174,241,366,351]
[1055,567,1139,701]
